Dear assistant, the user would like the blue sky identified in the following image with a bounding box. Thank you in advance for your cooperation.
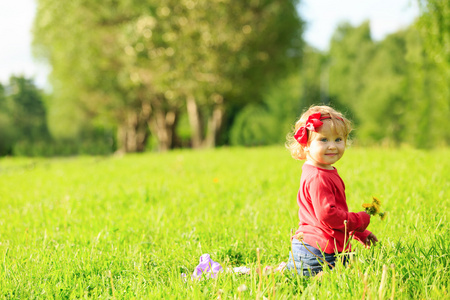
[300,0,419,49]
[0,0,419,89]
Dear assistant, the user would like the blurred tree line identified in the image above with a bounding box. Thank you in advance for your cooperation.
[0,0,447,156]
[0,76,115,156]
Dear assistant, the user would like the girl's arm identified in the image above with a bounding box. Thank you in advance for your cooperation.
[353,231,378,248]
[353,230,371,244]
[309,175,370,232]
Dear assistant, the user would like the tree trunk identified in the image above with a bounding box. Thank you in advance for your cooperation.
[186,95,202,148]
[116,109,149,153]
[205,103,224,148]
[187,94,225,148]
[151,111,176,151]
[147,99,178,152]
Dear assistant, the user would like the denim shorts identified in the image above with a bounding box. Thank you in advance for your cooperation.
[287,239,344,276]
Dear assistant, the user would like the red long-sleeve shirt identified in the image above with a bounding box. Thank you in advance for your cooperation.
[295,163,371,254]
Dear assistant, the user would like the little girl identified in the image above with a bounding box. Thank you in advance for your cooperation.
[286,105,378,276]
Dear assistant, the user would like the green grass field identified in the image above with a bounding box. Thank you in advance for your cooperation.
[0,146,448,299]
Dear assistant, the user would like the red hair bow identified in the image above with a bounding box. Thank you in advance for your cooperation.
[294,113,324,146]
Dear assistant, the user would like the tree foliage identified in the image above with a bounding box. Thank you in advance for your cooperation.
[414,0,450,146]
[33,0,303,152]
[0,83,15,155]
[4,0,444,155]
[230,46,325,146]
[324,16,449,147]
[327,22,375,122]
[0,76,50,155]
[417,0,450,72]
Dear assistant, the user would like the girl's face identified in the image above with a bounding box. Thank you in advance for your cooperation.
[305,120,346,170]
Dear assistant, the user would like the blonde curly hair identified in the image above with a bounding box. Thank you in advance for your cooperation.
[286,105,353,160]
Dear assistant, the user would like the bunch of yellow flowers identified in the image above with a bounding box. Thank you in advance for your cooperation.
[362,196,387,220]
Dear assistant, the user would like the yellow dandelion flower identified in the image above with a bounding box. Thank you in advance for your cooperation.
[362,203,376,215]
[361,196,388,219]
[372,196,382,206]
[372,203,381,214]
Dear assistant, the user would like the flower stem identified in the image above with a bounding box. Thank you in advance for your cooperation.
[342,220,348,265]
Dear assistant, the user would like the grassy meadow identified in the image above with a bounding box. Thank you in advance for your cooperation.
[0,146,448,299]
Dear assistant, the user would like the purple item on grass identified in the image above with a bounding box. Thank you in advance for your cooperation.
[192,254,223,279]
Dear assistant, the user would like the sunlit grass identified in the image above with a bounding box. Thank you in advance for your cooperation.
[0,146,448,298]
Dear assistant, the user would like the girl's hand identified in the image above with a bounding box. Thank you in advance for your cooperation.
[364,233,378,248]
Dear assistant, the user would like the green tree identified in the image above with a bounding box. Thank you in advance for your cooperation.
[33,0,303,152]
[0,76,50,156]
[7,76,50,143]
[417,0,450,73]
[356,32,410,145]
[230,46,326,146]
[0,83,15,155]
[326,18,448,147]
[414,0,450,147]
[300,46,330,107]
[230,73,301,146]
[327,21,375,124]
[33,0,152,152]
